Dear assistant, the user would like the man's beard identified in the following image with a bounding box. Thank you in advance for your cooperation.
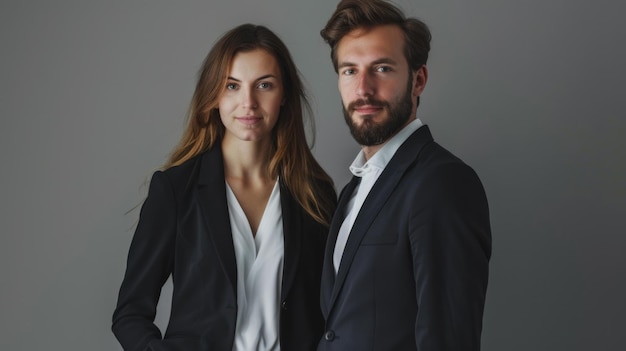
[343,77,414,146]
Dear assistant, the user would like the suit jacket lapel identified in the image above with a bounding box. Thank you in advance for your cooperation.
[279,182,301,301]
[321,175,361,315]
[328,126,435,311]
[196,146,237,297]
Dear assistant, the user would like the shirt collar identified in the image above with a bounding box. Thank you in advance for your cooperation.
[349,118,423,177]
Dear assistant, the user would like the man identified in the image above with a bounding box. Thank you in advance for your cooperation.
[317,1,492,350]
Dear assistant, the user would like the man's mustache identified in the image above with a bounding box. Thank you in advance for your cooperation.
[347,99,389,114]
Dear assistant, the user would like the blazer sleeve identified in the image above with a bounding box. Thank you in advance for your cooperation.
[112,171,177,351]
[408,162,492,350]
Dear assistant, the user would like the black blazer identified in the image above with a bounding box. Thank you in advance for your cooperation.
[113,145,334,351]
[318,126,492,351]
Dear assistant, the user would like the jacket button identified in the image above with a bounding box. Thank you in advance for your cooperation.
[324,330,335,341]
[281,300,287,310]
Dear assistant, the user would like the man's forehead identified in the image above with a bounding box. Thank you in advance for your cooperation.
[336,25,406,64]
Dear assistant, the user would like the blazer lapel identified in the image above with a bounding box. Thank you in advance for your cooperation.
[321,175,361,315]
[196,146,237,297]
[279,182,301,301]
[328,126,435,311]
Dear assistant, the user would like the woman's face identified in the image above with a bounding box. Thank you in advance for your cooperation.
[218,49,284,144]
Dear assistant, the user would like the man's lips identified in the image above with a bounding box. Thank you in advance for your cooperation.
[353,105,383,114]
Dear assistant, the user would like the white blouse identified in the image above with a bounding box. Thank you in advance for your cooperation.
[226,180,284,351]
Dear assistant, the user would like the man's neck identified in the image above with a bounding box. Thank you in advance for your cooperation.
[361,143,385,161]
[360,117,416,161]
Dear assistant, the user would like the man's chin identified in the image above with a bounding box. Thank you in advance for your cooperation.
[349,116,388,133]
[351,110,385,120]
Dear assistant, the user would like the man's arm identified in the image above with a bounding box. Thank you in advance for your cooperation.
[409,162,492,350]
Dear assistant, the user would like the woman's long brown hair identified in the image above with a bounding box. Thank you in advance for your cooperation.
[164,24,335,225]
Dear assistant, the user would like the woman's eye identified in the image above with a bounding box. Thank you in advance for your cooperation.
[226,83,238,90]
[258,82,272,89]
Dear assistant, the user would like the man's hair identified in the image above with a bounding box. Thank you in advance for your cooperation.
[320,0,431,73]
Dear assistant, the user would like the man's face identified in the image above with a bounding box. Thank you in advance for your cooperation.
[336,24,426,146]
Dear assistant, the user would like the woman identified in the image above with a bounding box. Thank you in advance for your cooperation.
[112,24,337,351]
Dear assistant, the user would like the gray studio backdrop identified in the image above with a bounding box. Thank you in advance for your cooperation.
[1,0,624,350]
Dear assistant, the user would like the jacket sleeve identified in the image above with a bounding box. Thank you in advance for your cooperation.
[409,162,492,350]
[112,171,177,351]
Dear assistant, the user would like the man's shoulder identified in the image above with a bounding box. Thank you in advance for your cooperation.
[396,126,468,171]
[395,129,483,191]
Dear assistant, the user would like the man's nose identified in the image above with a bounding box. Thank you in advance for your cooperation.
[355,72,375,97]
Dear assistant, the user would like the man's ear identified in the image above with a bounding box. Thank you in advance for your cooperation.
[412,65,428,98]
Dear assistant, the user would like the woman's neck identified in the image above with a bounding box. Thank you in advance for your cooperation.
[221,135,274,182]
[221,135,277,236]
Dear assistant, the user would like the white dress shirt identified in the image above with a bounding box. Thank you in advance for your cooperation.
[333,119,423,273]
[227,180,283,351]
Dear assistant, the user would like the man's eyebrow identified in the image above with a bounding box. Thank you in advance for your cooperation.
[371,58,399,66]
[337,58,399,69]
[338,61,356,69]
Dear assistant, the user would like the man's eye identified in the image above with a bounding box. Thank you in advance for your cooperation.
[376,66,391,72]
[342,69,355,76]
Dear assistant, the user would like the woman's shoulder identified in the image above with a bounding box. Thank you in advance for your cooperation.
[163,153,202,175]
[158,149,218,189]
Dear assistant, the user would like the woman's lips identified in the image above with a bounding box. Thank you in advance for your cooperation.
[236,116,262,125]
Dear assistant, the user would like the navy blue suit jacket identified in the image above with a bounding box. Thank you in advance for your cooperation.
[113,145,334,350]
[318,126,491,351]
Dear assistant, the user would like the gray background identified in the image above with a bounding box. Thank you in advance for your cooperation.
[1,0,624,350]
